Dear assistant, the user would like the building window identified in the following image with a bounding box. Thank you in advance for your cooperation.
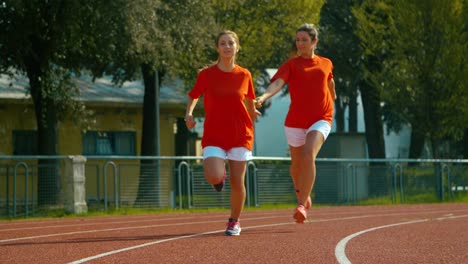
[13,130,37,155]
[82,131,136,155]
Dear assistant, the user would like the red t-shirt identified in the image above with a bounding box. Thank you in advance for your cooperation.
[271,55,334,128]
[188,64,256,150]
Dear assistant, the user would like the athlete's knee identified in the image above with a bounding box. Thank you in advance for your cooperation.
[300,151,315,163]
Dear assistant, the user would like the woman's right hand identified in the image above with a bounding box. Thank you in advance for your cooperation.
[185,115,196,129]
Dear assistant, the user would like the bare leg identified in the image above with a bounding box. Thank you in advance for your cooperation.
[289,149,301,192]
[203,157,226,185]
[290,131,325,206]
[227,159,247,220]
[289,145,303,202]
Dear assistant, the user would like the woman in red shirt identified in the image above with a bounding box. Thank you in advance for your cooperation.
[255,24,337,223]
[185,30,260,236]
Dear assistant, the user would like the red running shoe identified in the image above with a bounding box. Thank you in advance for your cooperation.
[293,204,307,224]
[213,171,227,192]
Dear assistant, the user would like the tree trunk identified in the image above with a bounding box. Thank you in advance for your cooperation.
[359,81,387,196]
[25,59,60,207]
[408,127,426,159]
[135,63,160,207]
[359,81,386,159]
[335,98,345,132]
[349,91,358,132]
[463,129,468,159]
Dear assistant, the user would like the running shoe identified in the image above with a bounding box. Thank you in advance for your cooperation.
[225,219,241,236]
[213,171,227,192]
[293,204,307,224]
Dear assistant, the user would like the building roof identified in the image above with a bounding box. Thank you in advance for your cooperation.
[0,73,188,107]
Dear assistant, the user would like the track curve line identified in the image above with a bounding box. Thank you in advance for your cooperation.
[67,212,430,264]
[335,214,468,264]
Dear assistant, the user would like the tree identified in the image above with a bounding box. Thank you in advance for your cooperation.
[354,0,467,159]
[0,1,116,206]
[97,0,217,206]
[378,0,467,158]
[319,0,362,133]
[352,0,387,159]
[212,0,325,86]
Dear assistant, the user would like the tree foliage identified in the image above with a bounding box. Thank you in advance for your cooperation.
[212,0,325,85]
[0,0,122,205]
[319,0,362,132]
[102,0,216,84]
[354,0,467,158]
[91,0,217,206]
[351,0,389,159]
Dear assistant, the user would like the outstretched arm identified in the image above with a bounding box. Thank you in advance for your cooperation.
[254,78,285,108]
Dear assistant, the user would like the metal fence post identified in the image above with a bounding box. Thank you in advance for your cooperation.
[13,162,28,217]
[177,161,190,209]
[393,163,403,203]
[103,161,118,210]
[246,161,257,208]
[440,164,451,201]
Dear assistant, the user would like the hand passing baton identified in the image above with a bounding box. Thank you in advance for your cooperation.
[253,99,262,109]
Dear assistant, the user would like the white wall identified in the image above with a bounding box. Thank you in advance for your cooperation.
[254,69,411,158]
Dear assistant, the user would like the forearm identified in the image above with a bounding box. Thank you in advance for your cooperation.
[185,96,198,129]
[185,96,198,117]
[328,78,337,100]
[256,78,285,105]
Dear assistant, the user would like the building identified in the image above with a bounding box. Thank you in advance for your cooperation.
[0,73,189,210]
[0,73,187,156]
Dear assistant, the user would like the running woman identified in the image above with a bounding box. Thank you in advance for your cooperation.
[185,30,260,235]
[255,23,336,223]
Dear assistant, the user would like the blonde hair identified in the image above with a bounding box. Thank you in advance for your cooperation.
[215,30,240,64]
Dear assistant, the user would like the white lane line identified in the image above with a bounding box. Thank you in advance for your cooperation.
[0,215,285,243]
[0,211,285,232]
[68,221,296,264]
[335,214,468,264]
[0,214,377,243]
[2,208,467,243]
[3,208,467,233]
[66,213,467,264]
[0,215,217,232]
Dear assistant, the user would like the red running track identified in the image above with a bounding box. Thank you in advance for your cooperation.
[1,203,467,264]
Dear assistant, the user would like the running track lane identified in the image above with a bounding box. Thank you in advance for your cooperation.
[0,203,467,263]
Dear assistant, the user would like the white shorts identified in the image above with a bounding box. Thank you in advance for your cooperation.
[203,146,253,161]
[285,120,331,147]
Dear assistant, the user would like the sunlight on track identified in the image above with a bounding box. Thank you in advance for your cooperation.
[68,221,299,264]
[66,212,461,264]
[3,206,467,263]
[68,229,225,264]
[334,214,468,264]
[0,215,283,243]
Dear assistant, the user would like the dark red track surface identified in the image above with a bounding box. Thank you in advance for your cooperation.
[1,203,467,264]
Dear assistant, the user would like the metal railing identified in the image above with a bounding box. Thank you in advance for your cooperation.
[1,156,467,218]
